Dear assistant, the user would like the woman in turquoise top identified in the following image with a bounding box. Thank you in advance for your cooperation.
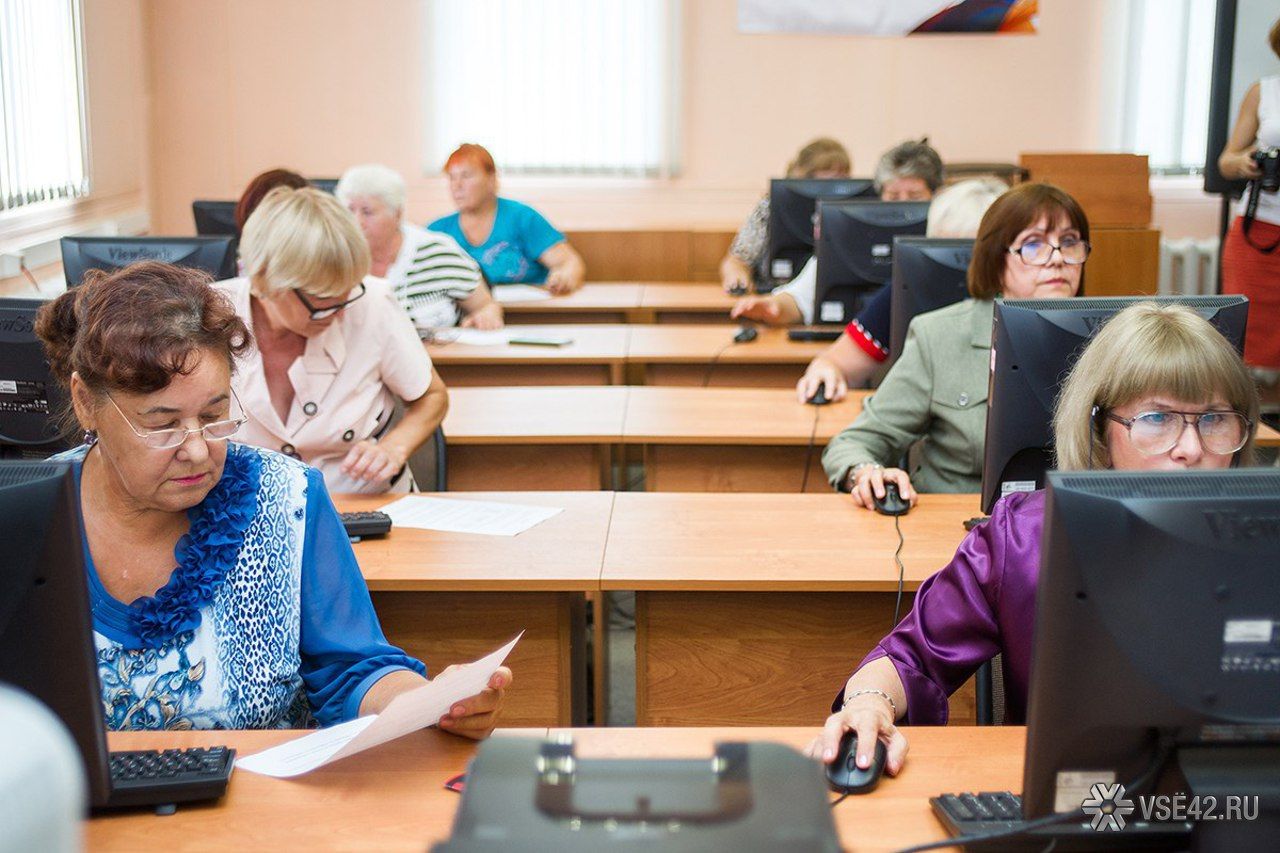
[35,260,512,733]
[429,143,586,293]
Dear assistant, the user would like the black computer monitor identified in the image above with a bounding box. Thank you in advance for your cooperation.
[813,200,929,326]
[1019,468,1280,847]
[888,237,974,365]
[981,295,1249,513]
[0,298,76,458]
[59,236,237,287]
[191,200,239,237]
[764,178,875,290]
[309,177,339,194]
[0,461,114,808]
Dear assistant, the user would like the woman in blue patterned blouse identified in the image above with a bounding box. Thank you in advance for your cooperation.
[34,261,511,734]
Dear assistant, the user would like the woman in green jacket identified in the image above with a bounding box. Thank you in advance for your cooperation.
[822,183,1090,510]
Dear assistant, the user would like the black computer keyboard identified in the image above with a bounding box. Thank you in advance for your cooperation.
[787,328,843,342]
[340,510,392,538]
[107,746,234,809]
[931,791,1191,852]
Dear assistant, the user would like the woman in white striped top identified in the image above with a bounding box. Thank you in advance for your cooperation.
[337,164,505,331]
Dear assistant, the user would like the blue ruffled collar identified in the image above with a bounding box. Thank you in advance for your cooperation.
[99,444,263,649]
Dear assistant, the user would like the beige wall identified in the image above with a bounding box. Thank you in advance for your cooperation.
[143,0,1129,234]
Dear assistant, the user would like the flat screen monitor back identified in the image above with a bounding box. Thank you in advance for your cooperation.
[0,461,114,808]
[1023,469,1280,847]
[981,295,1249,513]
[191,200,239,237]
[60,237,237,287]
[888,237,973,365]
[763,178,874,289]
[813,200,929,325]
[0,298,75,458]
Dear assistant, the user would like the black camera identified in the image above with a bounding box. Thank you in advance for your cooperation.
[1254,146,1280,193]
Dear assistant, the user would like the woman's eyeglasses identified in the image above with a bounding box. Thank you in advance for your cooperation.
[1102,409,1251,456]
[1008,237,1091,266]
[106,390,247,450]
[294,282,367,320]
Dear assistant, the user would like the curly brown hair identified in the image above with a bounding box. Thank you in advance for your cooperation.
[35,262,251,403]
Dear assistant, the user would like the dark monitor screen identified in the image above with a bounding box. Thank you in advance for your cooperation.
[0,298,75,458]
[1021,469,1280,845]
[764,178,875,289]
[888,237,973,365]
[60,236,237,287]
[0,461,113,808]
[309,177,339,194]
[813,200,929,326]
[191,200,239,237]
[981,295,1248,513]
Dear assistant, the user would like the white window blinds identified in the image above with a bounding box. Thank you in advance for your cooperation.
[0,0,89,213]
[427,0,680,176]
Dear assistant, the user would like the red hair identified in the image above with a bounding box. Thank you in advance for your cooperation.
[443,143,497,175]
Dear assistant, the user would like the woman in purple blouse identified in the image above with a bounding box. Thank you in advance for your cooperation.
[809,302,1261,777]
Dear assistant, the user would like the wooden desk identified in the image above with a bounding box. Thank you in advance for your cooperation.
[601,492,980,726]
[338,491,612,727]
[427,324,629,386]
[500,283,643,325]
[441,386,627,490]
[89,726,1027,852]
[625,325,825,387]
[623,386,865,492]
[635,282,736,324]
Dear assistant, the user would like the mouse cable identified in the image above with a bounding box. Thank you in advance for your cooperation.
[799,404,821,492]
[701,339,737,387]
[889,732,1175,853]
[891,513,906,629]
[830,792,849,809]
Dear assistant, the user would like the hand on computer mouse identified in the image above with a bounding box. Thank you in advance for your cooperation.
[873,482,911,516]
[806,384,831,406]
[796,360,849,404]
[848,465,916,513]
[805,683,909,779]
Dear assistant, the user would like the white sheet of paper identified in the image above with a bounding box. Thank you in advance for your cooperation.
[492,285,553,304]
[235,633,522,778]
[377,495,562,537]
[449,329,511,346]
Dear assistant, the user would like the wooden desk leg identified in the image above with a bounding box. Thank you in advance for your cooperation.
[372,590,586,727]
[633,590,975,726]
[589,591,610,725]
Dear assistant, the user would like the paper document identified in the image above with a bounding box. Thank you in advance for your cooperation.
[378,495,562,536]
[449,329,511,346]
[235,633,522,778]
[492,285,553,304]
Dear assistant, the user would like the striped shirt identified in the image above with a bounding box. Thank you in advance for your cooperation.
[385,224,482,330]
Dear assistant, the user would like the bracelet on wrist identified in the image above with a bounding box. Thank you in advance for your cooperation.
[842,688,898,719]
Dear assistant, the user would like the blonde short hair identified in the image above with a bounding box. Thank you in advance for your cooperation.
[1053,302,1259,470]
[239,186,371,299]
[925,177,1008,239]
[335,163,406,213]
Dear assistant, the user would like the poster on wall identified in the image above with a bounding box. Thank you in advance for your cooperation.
[738,0,1038,35]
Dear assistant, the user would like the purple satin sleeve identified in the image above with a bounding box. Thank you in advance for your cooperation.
[835,490,1045,724]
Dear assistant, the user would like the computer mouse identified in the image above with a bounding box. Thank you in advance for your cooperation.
[825,730,886,795]
[728,282,749,296]
[733,325,758,344]
[806,384,831,406]
[873,482,911,516]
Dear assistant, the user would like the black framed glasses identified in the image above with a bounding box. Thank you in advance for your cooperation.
[1102,409,1251,456]
[106,389,247,450]
[1008,237,1090,266]
[294,282,367,320]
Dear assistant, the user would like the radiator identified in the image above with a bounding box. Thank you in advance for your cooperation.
[1158,238,1219,296]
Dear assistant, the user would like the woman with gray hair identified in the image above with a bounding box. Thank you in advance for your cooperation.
[337,163,504,331]
[874,138,944,201]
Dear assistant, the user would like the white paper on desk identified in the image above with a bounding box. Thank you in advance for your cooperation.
[492,284,553,304]
[378,495,562,536]
[449,329,511,346]
[235,633,523,778]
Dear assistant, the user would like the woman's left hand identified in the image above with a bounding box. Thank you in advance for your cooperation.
[438,666,513,739]
[545,269,580,295]
[340,439,407,484]
[461,301,504,330]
